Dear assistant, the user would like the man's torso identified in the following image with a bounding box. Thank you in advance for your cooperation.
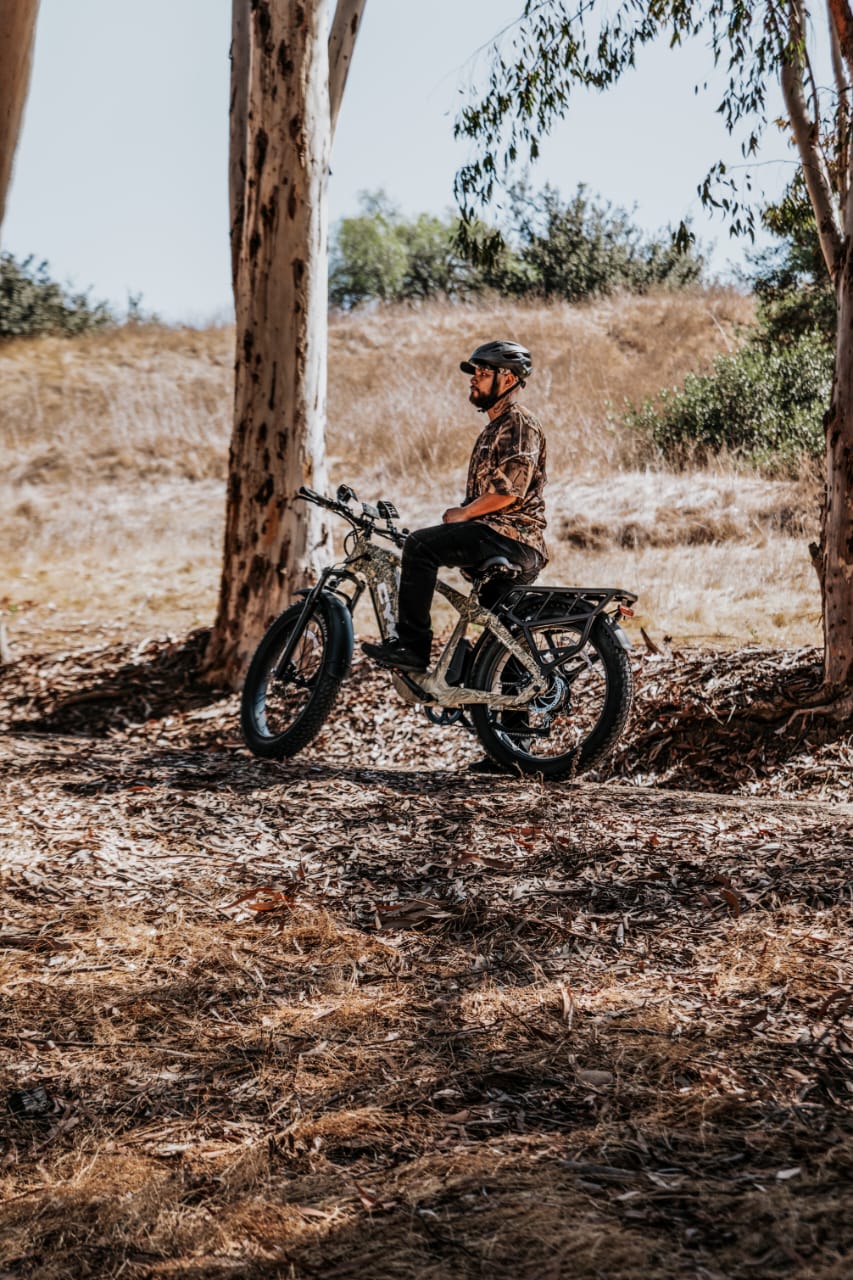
[465,402,548,564]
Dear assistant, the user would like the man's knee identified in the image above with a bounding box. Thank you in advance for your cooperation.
[402,525,444,569]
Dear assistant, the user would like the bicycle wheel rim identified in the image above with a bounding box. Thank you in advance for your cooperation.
[250,615,328,740]
[480,622,610,764]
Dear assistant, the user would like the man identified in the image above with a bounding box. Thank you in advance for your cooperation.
[362,339,548,672]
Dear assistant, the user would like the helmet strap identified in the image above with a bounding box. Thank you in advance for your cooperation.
[476,371,519,413]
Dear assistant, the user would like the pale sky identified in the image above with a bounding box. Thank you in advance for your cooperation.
[2,0,801,322]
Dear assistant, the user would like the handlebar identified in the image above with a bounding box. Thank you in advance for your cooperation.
[296,486,341,512]
[296,485,408,547]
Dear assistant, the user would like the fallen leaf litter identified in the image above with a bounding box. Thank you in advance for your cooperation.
[0,632,851,1278]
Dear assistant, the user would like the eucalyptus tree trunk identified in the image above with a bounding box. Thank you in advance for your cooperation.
[0,0,39,232]
[819,2,853,688]
[822,245,853,688]
[206,0,332,687]
[780,0,853,692]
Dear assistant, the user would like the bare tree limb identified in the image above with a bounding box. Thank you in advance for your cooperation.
[228,2,251,294]
[828,0,853,64]
[781,2,843,276]
[828,0,851,207]
[329,0,365,139]
[0,0,39,234]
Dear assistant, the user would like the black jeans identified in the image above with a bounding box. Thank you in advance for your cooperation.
[396,521,540,659]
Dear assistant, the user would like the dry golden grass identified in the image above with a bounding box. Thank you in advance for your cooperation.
[0,287,824,653]
[328,287,755,482]
[1,286,752,483]
[0,323,232,484]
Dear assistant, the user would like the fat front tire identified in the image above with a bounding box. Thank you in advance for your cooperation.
[241,597,346,759]
[470,617,633,780]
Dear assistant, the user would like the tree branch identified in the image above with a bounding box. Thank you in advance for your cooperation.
[828,0,853,64]
[828,0,851,207]
[781,2,843,277]
[229,1,251,294]
[329,0,365,140]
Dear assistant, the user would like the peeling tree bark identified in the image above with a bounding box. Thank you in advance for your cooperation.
[228,1,251,293]
[823,222,853,687]
[814,0,853,688]
[206,0,332,687]
[0,0,39,233]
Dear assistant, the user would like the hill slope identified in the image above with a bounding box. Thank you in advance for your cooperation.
[1,289,822,652]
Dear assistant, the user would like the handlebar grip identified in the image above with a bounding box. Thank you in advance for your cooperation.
[297,486,337,509]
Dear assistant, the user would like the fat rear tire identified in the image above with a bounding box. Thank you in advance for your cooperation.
[470,616,633,780]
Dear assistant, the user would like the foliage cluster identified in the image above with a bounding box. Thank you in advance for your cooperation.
[329,185,702,309]
[627,178,834,472]
[452,4,803,246]
[625,330,831,471]
[0,253,114,340]
[747,171,835,350]
[497,183,703,300]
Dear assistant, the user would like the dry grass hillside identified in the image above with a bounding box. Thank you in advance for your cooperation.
[1,287,823,653]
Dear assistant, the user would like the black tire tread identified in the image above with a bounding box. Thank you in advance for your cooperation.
[471,617,633,780]
[240,599,344,759]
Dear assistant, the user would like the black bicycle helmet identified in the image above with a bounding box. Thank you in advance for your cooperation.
[460,340,532,381]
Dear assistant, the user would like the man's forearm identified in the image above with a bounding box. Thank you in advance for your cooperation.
[443,493,516,523]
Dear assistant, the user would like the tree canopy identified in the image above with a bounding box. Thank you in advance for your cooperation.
[453,2,839,258]
[330,183,702,308]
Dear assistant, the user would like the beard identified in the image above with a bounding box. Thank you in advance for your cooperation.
[470,378,508,412]
[469,378,498,409]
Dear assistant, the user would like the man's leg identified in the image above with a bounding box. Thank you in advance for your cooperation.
[396,522,524,658]
[363,522,524,669]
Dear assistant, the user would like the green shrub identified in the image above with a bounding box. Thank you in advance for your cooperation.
[0,253,114,339]
[395,213,470,301]
[504,182,704,301]
[747,171,835,348]
[330,193,489,307]
[330,184,704,309]
[329,193,409,308]
[626,330,831,470]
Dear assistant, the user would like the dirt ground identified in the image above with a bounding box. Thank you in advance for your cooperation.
[1,627,851,1279]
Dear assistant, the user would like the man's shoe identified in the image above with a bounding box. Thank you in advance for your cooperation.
[361,639,429,672]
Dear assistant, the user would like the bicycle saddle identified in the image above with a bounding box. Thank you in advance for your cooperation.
[474,555,524,579]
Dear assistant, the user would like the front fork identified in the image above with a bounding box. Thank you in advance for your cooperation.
[274,568,339,677]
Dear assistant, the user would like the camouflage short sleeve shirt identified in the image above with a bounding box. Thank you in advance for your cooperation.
[465,402,548,564]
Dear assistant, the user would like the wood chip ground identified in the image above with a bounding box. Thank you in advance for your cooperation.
[1,632,851,1279]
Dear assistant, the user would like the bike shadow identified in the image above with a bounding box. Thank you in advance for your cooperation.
[42,742,549,799]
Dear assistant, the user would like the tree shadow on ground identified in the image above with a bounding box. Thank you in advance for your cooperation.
[4,633,853,804]
[3,918,851,1280]
[3,629,226,737]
